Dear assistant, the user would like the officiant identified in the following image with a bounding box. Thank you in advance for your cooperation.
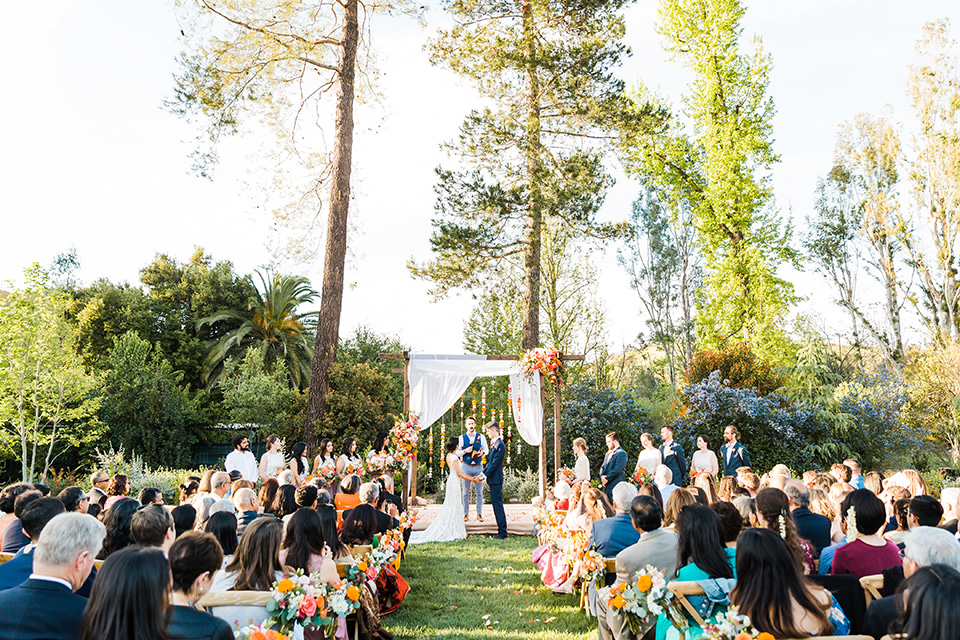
[460,416,489,522]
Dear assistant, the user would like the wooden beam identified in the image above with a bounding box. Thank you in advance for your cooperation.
[540,372,548,498]
[554,382,561,477]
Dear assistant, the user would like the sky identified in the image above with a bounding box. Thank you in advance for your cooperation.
[2,1,958,355]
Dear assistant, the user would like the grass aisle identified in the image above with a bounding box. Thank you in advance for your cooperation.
[385,535,595,639]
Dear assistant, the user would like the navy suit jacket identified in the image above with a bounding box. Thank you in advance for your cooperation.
[0,578,87,640]
[590,512,641,559]
[0,548,96,597]
[484,438,505,486]
[721,441,751,477]
[659,441,687,486]
[793,507,832,554]
[600,448,627,489]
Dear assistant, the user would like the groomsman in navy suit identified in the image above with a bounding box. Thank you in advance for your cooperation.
[721,425,751,477]
[659,425,687,486]
[483,422,508,539]
[600,432,627,500]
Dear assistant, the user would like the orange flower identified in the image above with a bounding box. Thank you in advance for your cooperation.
[250,632,267,640]
[266,632,286,640]
[276,578,295,593]
[757,634,774,640]
[612,594,626,609]
[346,586,360,601]
[316,595,326,612]
[636,574,653,592]
[617,583,627,593]
[735,634,753,640]
[358,561,368,571]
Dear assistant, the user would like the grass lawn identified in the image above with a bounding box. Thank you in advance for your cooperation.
[385,535,595,640]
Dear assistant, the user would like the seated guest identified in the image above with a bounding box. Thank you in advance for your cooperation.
[271,485,298,520]
[209,518,285,627]
[909,494,944,529]
[97,497,139,559]
[553,481,571,510]
[694,473,719,504]
[296,484,319,511]
[340,505,378,546]
[716,476,737,503]
[884,498,912,545]
[209,499,235,517]
[194,495,218,530]
[79,546,169,640]
[754,488,815,573]
[844,459,865,490]
[653,465,678,504]
[939,487,960,535]
[167,532,234,640]
[864,471,885,496]
[0,498,66,591]
[831,488,902,578]
[179,478,200,505]
[210,472,232,501]
[732,495,754,526]
[258,478,280,515]
[1,489,41,553]
[233,488,260,537]
[656,504,736,640]
[57,486,90,514]
[373,477,403,514]
[137,487,164,505]
[172,504,198,538]
[318,504,352,562]
[862,526,960,639]
[597,495,679,640]
[204,511,238,562]
[662,488,695,532]
[345,483,398,535]
[636,482,663,509]
[711,500,743,548]
[0,513,105,640]
[130,504,176,555]
[732,528,848,637]
[739,472,761,497]
[786,480,832,555]
[102,474,130,511]
[587,483,641,615]
[335,475,363,511]
[279,509,339,585]
[889,564,960,639]
[86,472,109,508]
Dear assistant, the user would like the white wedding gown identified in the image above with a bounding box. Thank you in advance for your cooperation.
[409,463,467,544]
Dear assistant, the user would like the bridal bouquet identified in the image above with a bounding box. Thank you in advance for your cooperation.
[319,460,338,487]
[519,347,563,387]
[633,468,653,485]
[343,459,364,476]
[603,566,684,635]
[556,468,577,485]
[699,608,774,640]
[265,571,339,637]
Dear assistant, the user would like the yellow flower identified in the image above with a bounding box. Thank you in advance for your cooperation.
[636,574,652,592]
[277,578,295,594]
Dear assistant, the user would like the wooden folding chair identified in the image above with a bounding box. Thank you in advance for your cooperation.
[579,558,618,612]
[350,544,372,557]
[859,574,883,606]
[666,581,708,640]
[0,553,14,565]
[198,591,272,608]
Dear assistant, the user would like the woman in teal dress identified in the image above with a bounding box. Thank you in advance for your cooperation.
[656,504,736,640]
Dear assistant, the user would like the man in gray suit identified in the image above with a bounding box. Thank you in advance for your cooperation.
[597,494,679,640]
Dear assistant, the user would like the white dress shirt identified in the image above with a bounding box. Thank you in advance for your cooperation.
[225,449,258,482]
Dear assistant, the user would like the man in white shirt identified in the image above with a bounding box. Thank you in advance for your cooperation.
[225,434,258,483]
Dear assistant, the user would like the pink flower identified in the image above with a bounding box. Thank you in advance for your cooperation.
[298,593,317,617]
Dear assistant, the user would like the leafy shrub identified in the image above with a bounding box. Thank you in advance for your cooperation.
[674,371,829,473]
[44,467,88,496]
[95,446,205,504]
[683,343,782,395]
[319,362,393,452]
[552,380,651,474]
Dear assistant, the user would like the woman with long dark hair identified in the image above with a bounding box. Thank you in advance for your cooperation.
[314,438,338,494]
[179,478,200,505]
[657,504,736,640]
[97,497,139,559]
[891,564,960,640]
[172,504,197,538]
[79,546,170,640]
[289,442,309,487]
[408,436,477,545]
[203,510,238,558]
[340,503,378,546]
[258,478,280,515]
[167,532,234,640]
[271,484,298,519]
[279,509,339,584]
[337,437,362,482]
[318,503,352,561]
[208,518,285,627]
[732,528,848,637]
[754,488,815,573]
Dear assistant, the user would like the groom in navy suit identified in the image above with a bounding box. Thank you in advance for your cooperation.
[483,422,508,539]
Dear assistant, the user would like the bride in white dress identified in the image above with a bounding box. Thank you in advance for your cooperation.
[410,437,480,544]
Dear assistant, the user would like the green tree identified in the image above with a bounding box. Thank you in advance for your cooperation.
[0,267,102,482]
[198,271,318,390]
[321,362,392,452]
[620,0,797,360]
[220,347,298,437]
[101,332,201,468]
[409,0,633,351]
[337,326,409,419]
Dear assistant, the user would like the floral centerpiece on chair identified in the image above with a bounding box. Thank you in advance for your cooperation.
[519,347,563,387]
[602,566,685,635]
[265,571,340,637]
[234,622,286,640]
[699,608,773,640]
[580,549,607,588]
[390,415,419,471]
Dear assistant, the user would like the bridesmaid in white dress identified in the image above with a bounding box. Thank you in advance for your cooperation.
[634,432,661,476]
[691,434,719,476]
[572,437,591,485]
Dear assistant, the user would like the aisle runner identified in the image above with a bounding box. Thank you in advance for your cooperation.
[411,503,536,536]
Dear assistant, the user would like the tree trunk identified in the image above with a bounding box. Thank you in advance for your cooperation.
[304,0,358,449]
[521,0,541,353]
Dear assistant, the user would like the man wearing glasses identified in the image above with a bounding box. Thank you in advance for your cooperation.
[86,472,108,508]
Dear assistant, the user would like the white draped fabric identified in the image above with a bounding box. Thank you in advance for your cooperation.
[407,354,543,446]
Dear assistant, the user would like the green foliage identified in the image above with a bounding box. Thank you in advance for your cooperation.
[100,332,201,468]
[198,270,317,390]
[94,445,206,505]
[337,326,409,419]
[0,266,103,482]
[319,362,392,453]
[683,343,782,395]
[220,347,298,438]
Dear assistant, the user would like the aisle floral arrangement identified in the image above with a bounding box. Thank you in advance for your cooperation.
[390,416,419,471]
[519,347,564,387]
[265,570,360,637]
[234,622,286,640]
[580,550,606,588]
[699,608,774,640]
[602,566,685,635]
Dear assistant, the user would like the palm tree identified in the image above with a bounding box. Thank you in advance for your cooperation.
[197,271,318,389]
